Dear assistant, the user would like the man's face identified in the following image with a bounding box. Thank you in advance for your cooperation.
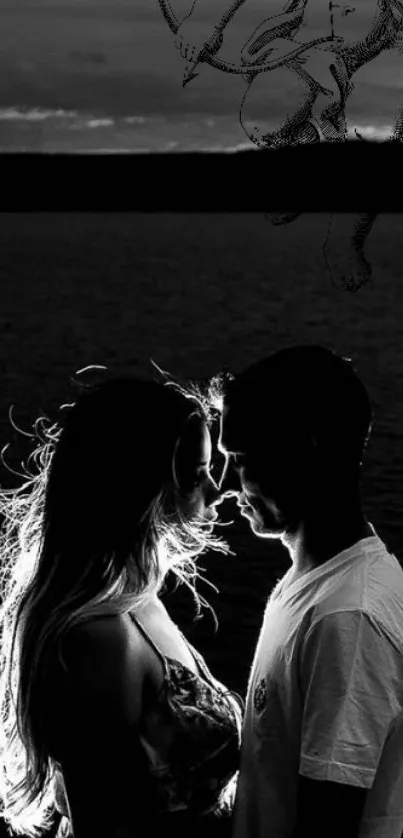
[217,405,302,540]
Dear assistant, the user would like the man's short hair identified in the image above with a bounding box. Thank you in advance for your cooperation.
[223,345,373,466]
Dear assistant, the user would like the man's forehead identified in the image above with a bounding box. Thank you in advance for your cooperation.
[219,403,279,459]
[218,405,247,454]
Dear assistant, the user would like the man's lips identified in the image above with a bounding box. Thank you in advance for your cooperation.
[237,500,253,512]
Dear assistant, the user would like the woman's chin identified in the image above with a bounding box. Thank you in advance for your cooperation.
[188,508,218,526]
[202,512,218,527]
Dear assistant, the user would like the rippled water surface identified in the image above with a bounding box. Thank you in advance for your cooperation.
[0,211,402,691]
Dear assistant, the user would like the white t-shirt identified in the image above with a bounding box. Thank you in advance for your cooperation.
[231,530,403,838]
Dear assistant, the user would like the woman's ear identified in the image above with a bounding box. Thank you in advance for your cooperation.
[172,435,182,491]
[172,412,203,493]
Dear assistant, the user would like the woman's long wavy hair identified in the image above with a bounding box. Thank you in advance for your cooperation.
[0,362,232,837]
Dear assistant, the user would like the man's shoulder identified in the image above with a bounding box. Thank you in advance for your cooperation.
[308,544,403,633]
[364,548,403,651]
[303,599,403,661]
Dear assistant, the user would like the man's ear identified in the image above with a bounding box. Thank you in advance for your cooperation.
[304,433,323,471]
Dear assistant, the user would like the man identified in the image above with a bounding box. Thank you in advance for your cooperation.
[216,345,403,838]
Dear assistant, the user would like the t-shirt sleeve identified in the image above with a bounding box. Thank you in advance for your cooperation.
[298,609,402,788]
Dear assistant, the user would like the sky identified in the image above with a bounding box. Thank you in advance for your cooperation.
[1,0,403,151]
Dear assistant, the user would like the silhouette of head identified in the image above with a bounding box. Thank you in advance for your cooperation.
[218,345,373,539]
[44,376,221,583]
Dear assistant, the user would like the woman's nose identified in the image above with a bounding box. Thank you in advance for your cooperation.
[208,480,222,507]
[218,462,240,498]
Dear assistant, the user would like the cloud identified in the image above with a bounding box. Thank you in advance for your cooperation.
[70,117,115,128]
[69,50,108,66]
[125,116,147,124]
[0,106,78,120]
[0,104,393,151]
[0,62,184,118]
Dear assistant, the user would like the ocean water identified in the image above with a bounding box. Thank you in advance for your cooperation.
[0,211,402,693]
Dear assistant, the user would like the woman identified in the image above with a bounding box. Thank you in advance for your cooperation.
[0,364,243,838]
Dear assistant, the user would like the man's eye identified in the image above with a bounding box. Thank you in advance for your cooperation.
[233,455,244,468]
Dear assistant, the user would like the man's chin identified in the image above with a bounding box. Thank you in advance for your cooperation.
[243,508,285,539]
[251,522,285,539]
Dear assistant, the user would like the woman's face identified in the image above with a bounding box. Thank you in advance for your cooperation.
[173,414,221,522]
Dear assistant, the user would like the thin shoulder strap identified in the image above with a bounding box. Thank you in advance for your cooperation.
[128,611,169,677]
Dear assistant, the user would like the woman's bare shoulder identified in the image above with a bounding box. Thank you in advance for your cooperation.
[61,612,147,725]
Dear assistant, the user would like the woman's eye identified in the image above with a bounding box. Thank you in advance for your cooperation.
[190,466,214,489]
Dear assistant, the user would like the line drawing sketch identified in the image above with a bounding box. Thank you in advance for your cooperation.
[266,210,378,293]
[159,0,403,291]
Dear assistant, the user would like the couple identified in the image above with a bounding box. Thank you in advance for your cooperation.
[1,344,403,838]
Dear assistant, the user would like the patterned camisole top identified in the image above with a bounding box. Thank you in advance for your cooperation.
[53,613,244,836]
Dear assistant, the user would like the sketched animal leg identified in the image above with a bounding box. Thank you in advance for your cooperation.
[263,212,378,292]
[240,62,321,148]
[237,0,348,148]
[265,211,303,224]
[238,0,402,150]
[323,213,378,292]
[258,0,402,290]
[391,99,403,142]
[240,41,350,148]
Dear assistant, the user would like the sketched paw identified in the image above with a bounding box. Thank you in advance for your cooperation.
[324,245,373,292]
[174,21,223,62]
[174,33,197,62]
[250,125,263,145]
[265,211,302,226]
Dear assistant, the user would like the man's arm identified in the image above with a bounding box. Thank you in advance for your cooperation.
[293,775,368,838]
[297,610,401,838]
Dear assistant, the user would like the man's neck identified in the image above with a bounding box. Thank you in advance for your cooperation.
[283,507,373,574]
